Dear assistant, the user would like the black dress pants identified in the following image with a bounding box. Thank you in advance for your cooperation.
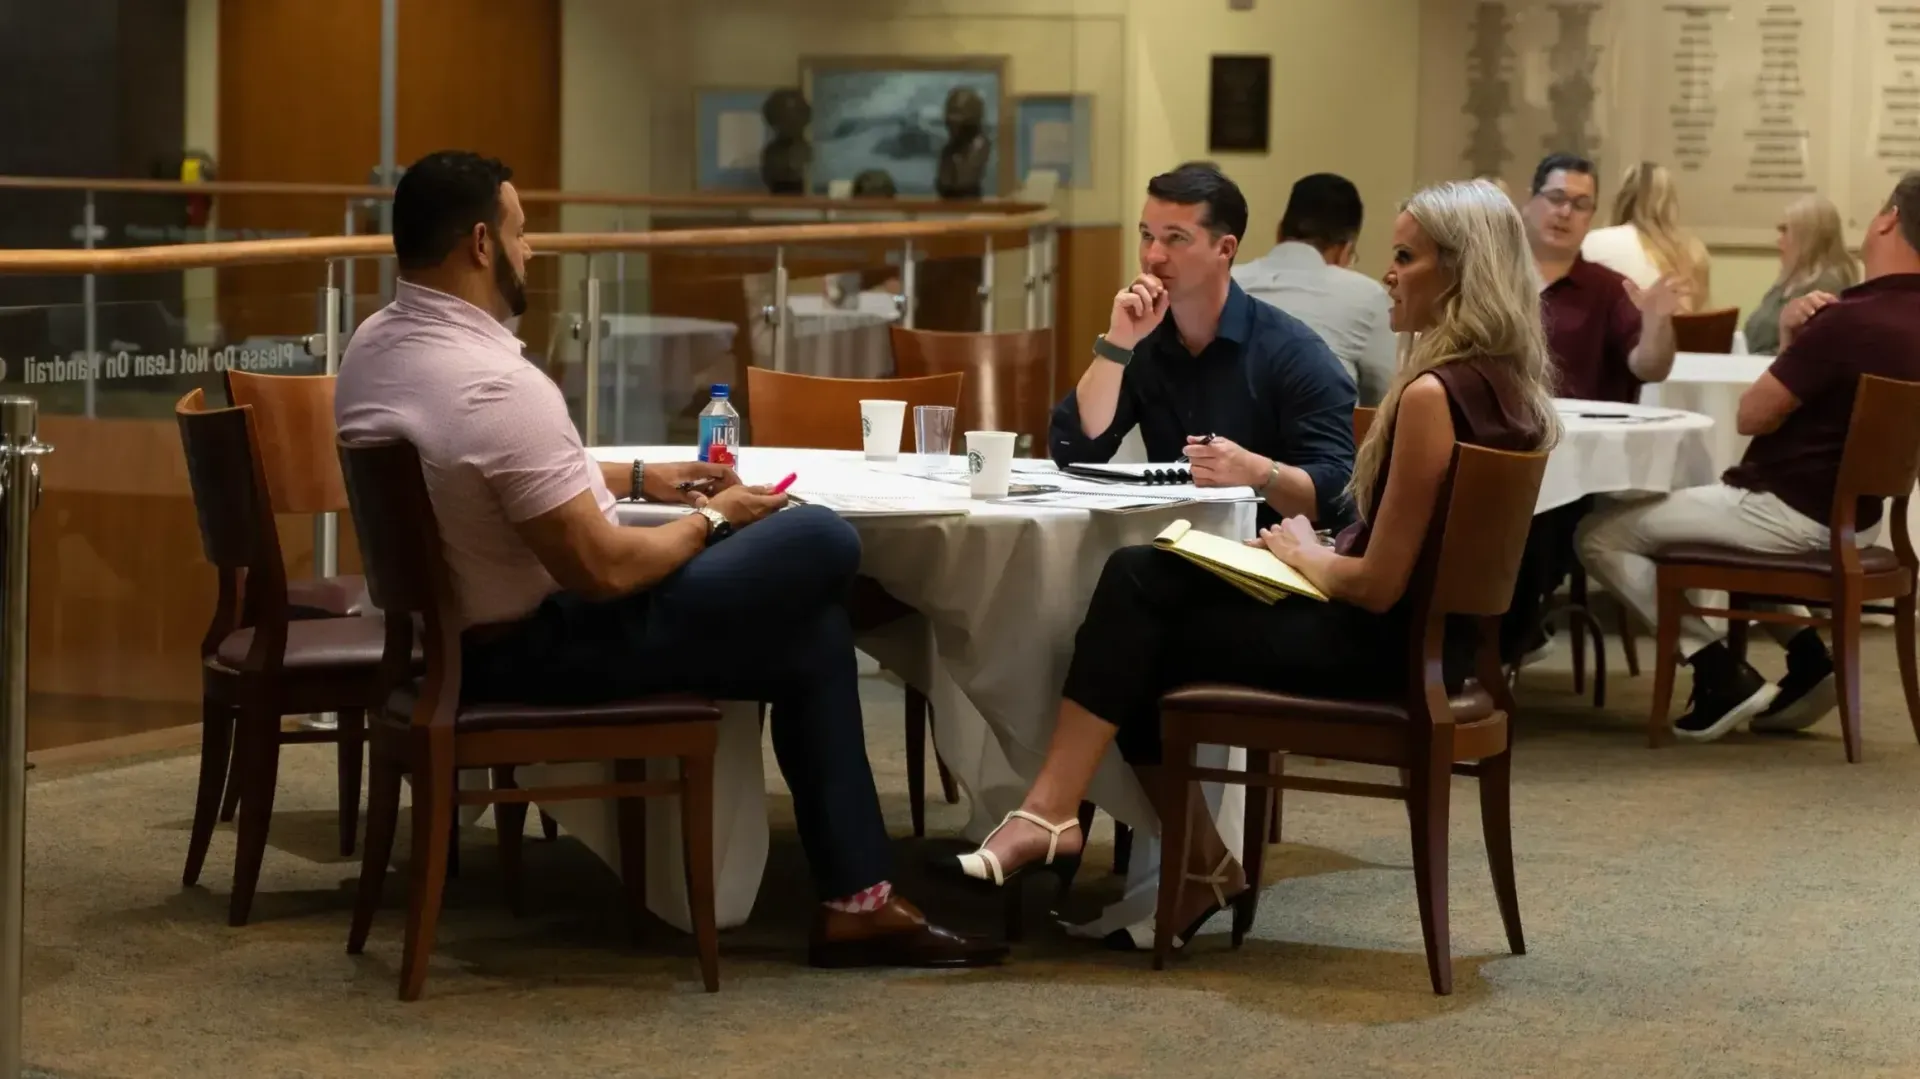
[1059,545,1409,765]
[460,505,891,900]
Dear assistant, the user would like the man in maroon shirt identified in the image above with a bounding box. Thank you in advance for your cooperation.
[1579,172,1920,742]
[1523,153,1685,402]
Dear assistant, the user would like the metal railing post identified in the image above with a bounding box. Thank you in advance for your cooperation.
[979,235,994,330]
[768,247,790,371]
[614,210,627,324]
[1024,227,1039,330]
[900,239,917,330]
[82,191,98,419]
[341,200,357,331]
[0,396,51,1079]
[581,260,603,446]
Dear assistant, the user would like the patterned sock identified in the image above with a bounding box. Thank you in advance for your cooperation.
[823,880,893,913]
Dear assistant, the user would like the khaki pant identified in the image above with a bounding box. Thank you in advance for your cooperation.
[1575,485,1866,659]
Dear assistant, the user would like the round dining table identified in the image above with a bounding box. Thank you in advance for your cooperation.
[508,411,1720,939]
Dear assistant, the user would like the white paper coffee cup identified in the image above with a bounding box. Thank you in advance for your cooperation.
[965,430,1017,498]
[859,399,907,460]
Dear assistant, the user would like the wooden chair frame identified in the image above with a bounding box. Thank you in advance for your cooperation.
[1648,375,1920,761]
[337,436,722,1000]
[1152,444,1550,994]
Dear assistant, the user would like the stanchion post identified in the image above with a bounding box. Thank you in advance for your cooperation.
[0,396,51,1078]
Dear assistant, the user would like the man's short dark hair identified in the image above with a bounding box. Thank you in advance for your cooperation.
[1531,152,1596,196]
[1279,173,1364,248]
[1889,171,1920,253]
[1145,161,1248,244]
[392,151,515,271]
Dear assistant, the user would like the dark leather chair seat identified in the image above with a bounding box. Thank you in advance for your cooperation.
[215,615,402,670]
[1161,682,1496,725]
[1656,543,1898,576]
[384,685,722,733]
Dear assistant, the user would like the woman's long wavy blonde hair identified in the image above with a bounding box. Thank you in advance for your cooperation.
[1349,179,1561,520]
[1611,162,1711,308]
[1776,193,1858,293]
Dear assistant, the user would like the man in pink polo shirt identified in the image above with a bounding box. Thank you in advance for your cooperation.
[336,151,1003,969]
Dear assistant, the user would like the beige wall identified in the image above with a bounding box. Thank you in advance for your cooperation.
[1123,0,1422,282]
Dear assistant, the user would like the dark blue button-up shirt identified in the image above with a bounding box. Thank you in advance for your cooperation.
[1049,281,1358,527]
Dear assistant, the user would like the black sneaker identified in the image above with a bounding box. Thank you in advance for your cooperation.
[1751,636,1836,734]
[1674,649,1776,743]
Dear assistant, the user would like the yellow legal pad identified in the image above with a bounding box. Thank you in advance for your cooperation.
[1152,519,1328,604]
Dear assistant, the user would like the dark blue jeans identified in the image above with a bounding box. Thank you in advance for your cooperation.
[461,505,891,899]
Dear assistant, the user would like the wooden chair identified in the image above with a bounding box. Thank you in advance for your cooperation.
[1353,406,1377,443]
[744,366,967,836]
[1672,307,1740,354]
[744,367,964,452]
[174,389,389,925]
[217,370,368,827]
[1152,443,1550,994]
[890,326,1052,455]
[338,435,723,1000]
[1648,374,1920,761]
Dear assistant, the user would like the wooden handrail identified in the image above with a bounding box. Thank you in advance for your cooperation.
[0,173,1046,216]
[0,210,1057,275]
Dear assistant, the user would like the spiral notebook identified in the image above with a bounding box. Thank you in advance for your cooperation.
[1065,462,1193,485]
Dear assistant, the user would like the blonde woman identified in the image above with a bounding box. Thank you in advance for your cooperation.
[1583,162,1711,309]
[1744,194,1859,354]
[943,179,1559,950]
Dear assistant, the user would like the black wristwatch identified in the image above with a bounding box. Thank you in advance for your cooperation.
[1093,334,1134,367]
[629,460,645,502]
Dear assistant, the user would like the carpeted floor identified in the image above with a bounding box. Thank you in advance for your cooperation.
[20,630,1920,1078]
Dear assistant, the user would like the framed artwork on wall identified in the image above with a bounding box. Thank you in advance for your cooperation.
[800,56,1008,197]
[696,87,777,192]
[1014,94,1092,189]
[1208,55,1271,154]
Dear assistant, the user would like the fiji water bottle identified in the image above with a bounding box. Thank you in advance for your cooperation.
[697,384,741,464]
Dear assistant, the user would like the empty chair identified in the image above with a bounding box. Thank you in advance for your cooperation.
[744,367,963,452]
[1672,307,1740,353]
[890,327,1052,454]
[174,389,388,924]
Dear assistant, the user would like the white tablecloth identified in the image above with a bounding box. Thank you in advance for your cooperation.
[1641,353,1772,473]
[1543,399,1719,511]
[523,447,1259,935]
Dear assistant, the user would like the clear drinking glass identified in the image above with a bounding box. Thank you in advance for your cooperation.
[914,405,957,456]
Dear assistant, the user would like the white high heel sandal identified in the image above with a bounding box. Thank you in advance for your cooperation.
[1101,852,1243,952]
[952,809,1083,887]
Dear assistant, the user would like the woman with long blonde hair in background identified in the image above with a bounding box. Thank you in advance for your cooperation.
[1743,194,1859,354]
[940,179,1559,951]
[1583,161,1711,310]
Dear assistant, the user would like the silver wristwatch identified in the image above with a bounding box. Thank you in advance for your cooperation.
[696,505,732,543]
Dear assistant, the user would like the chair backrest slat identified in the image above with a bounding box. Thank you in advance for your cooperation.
[1835,374,1920,505]
[225,370,349,515]
[176,388,278,573]
[890,327,1052,450]
[1424,444,1552,617]
[1353,407,1377,444]
[337,437,440,618]
[744,368,964,451]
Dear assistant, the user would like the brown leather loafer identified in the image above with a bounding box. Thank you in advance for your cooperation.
[808,895,1009,969]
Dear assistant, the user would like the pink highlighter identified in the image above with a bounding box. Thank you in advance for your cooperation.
[771,472,798,494]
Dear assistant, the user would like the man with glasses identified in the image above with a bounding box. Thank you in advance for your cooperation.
[1523,153,1685,403]
[1504,154,1687,667]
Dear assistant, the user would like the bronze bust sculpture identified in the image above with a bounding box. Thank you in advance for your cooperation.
[760,88,812,195]
[935,87,992,200]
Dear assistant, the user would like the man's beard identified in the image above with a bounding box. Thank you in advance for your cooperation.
[494,242,528,319]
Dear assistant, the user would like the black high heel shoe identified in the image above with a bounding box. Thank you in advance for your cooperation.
[940,810,1083,941]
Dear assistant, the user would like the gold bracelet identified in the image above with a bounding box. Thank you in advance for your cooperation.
[1254,460,1280,495]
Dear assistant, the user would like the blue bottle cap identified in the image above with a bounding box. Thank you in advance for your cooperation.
[711,383,730,397]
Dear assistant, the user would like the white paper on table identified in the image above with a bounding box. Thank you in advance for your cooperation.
[989,490,1191,513]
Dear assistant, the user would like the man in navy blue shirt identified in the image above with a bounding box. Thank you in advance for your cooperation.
[1050,162,1358,528]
